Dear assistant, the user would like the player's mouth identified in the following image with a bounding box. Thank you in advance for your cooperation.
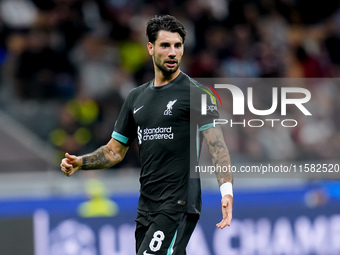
[165,60,177,68]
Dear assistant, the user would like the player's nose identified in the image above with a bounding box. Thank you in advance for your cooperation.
[168,45,176,57]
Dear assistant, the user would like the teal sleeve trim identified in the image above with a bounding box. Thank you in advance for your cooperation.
[199,123,215,132]
[112,131,129,144]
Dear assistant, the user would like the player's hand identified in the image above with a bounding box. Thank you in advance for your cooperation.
[216,194,233,229]
[60,153,82,177]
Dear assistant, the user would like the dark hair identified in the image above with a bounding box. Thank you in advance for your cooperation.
[146,15,186,44]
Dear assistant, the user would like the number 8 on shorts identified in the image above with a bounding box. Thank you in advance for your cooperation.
[149,230,165,252]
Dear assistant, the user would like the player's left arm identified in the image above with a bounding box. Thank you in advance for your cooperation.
[202,125,233,229]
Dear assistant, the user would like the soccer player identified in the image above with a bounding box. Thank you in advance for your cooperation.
[60,15,233,255]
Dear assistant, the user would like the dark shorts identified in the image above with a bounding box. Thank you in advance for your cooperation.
[135,210,199,255]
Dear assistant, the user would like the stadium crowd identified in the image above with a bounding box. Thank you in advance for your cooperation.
[0,0,340,170]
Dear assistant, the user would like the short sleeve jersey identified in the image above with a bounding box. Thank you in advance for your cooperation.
[112,72,218,214]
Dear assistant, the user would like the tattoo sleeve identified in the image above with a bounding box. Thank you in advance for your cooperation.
[80,145,121,170]
[202,126,233,186]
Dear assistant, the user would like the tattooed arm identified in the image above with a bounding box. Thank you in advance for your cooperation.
[60,138,129,177]
[202,125,233,185]
[202,125,233,229]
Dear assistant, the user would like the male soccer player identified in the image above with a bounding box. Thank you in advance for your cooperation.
[61,15,233,255]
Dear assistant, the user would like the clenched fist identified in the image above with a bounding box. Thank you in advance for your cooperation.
[60,153,82,177]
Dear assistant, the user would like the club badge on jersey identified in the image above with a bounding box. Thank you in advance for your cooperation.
[164,99,177,115]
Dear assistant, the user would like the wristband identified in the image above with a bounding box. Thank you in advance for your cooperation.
[220,182,233,197]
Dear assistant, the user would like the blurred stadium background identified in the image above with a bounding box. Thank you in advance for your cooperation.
[0,0,340,254]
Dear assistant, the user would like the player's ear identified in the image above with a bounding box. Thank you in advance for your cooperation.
[147,42,154,56]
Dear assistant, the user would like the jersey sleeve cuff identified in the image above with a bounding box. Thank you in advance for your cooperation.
[112,131,129,144]
[199,123,215,132]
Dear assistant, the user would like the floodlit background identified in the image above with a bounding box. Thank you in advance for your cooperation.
[0,0,340,254]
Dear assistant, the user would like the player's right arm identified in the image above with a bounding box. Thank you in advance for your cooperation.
[60,138,129,177]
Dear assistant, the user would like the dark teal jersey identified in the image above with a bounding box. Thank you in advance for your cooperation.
[112,72,218,214]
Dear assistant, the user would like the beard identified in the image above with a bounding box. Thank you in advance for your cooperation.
[154,56,180,77]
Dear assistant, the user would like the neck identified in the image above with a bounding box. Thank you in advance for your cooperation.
[154,68,181,87]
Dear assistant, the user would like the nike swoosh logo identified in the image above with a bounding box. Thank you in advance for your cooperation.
[133,106,144,114]
[143,250,153,255]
